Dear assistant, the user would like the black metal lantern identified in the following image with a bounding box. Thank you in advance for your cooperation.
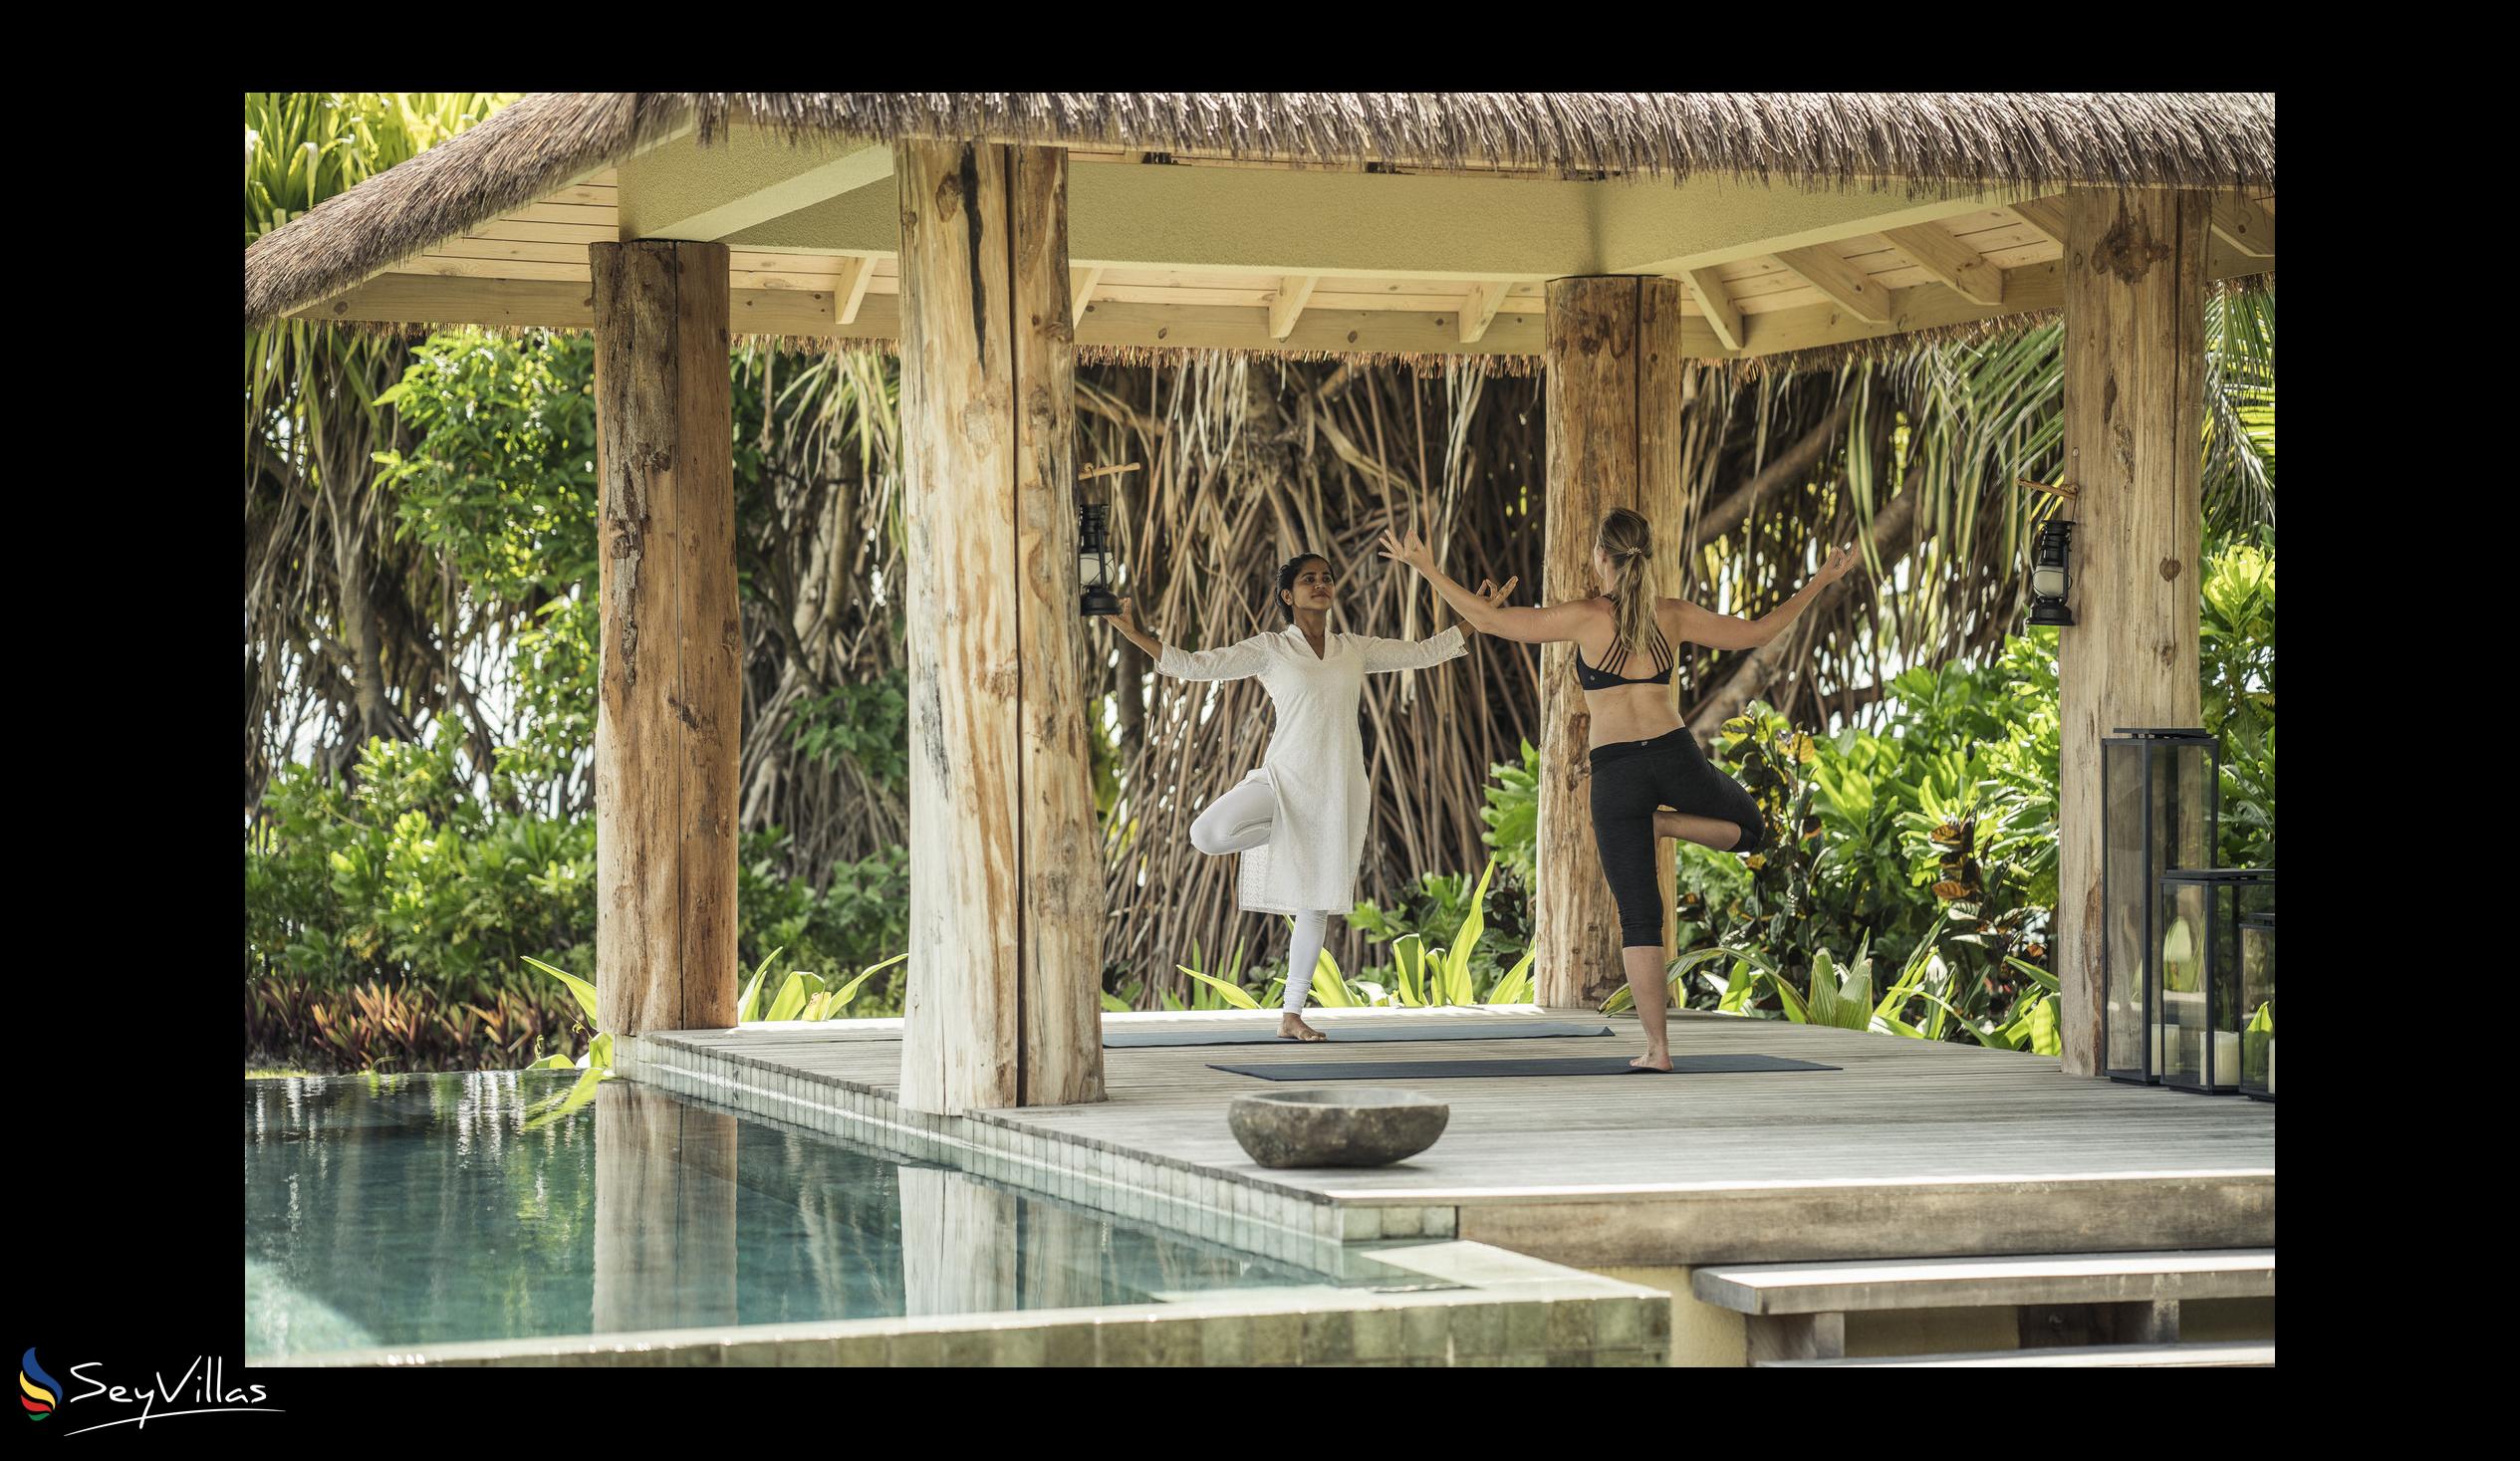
[2154,869,2272,1095]
[2239,896,2275,1102]
[2102,728,2221,1085]
[2026,518,2075,626]
[1078,501,1122,617]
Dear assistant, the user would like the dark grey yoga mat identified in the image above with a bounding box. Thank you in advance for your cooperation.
[1208,1053,1840,1081]
[1105,1021,1613,1049]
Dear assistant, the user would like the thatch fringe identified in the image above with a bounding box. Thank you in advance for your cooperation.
[248,93,2274,330]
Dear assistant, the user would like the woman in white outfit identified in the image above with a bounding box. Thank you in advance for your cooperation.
[1104,552,1511,1041]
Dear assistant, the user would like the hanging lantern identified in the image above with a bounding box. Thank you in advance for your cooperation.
[1077,501,1121,617]
[2026,518,2075,626]
[2102,728,2221,1086]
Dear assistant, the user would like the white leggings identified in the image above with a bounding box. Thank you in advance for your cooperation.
[1190,778,1331,1013]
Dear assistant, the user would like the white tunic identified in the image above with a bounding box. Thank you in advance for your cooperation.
[1158,621,1468,914]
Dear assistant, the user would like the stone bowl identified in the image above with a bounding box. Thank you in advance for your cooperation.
[1226,1088,1450,1169]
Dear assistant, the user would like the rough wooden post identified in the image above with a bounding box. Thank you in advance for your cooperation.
[590,239,739,1037]
[1010,147,1108,1107]
[2057,189,2209,1080]
[1536,276,1687,1010]
[896,140,1107,1113]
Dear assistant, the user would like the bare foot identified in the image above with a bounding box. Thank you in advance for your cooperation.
[1279,1012,1329,1043]
[1629,1048,1671,1072]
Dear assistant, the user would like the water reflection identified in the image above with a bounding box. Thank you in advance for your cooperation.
[244,1074,1380,1359]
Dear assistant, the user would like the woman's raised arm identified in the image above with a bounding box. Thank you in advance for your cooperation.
[1666,543,1860,649]
[1101,598,1273,682]
[1377,529,1597,646]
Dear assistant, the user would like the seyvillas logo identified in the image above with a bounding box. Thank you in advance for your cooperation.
[21,1349,59,1421]
[22,1351,281,1436]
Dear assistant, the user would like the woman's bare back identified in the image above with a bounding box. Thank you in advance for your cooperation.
[1571,598,1688,748]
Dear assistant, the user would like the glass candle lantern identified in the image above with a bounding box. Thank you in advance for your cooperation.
[2153,869,2272,1095]
[2239,900,2275,1102]
[2103,728,2220,1085]
[1077,502,1122,617]
[2027,518,2075,626]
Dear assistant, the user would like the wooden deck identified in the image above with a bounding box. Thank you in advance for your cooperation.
[637,1005,2273,1269]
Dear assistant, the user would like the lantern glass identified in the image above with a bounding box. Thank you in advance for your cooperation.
[2103,729,2220,1084]
[2155,869,2270,1095]
[2240,911,2276,1101]
[1077,502,1122,616]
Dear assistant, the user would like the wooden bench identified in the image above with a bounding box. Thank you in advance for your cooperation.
[1761,1340,2272,1367]
[1691,1249,2274,1363]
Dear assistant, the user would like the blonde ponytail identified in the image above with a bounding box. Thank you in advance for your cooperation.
[1598,508,1655,658]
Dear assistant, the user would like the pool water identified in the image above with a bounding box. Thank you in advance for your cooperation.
[245,1073,1428,1360]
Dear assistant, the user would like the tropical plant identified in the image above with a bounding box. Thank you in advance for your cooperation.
[2200,536,2276,869]
[246,93,519,807]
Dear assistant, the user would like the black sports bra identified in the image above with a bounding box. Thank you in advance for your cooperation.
[1576,615,1674,689]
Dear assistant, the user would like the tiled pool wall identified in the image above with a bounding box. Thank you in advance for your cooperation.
[300,1241,1671,1367]
[617,1031,1446,1274]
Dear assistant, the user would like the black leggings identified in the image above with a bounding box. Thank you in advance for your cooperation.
[1589,727,1766,949]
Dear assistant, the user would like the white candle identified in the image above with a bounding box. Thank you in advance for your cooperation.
[2210,1030,2239,1090]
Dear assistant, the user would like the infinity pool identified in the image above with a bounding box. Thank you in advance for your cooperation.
[245,1073,1435,1360]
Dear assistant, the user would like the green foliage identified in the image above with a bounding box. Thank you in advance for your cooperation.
[788,670,910,792]
[1478,739,1540,885]
[1349,856,1530,999]
[2200,536,2276,869]
[373,330,599,599]
[245,733,916,1071]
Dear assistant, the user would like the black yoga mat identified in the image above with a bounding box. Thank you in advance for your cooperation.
[1105,1021,1613,1049]
[1208,1053,1839,1081]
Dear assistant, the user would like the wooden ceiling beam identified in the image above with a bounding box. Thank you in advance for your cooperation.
[1269,276,1319,340]
[1071,266,1104,327]
[2209,195,2276,258]
[2009,196,2070,246]
[1771,244,1893,324]
[1879,223,2004,307]
[835,255,876,326]
[294,225,2269,361]
[1682,267,1743,353]
[1458,280,1513,344]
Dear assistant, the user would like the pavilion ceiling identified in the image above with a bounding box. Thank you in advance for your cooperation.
[287,143,2275,365]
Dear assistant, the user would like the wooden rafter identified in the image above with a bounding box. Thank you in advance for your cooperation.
[1457,281,1514,345]
[1682,267,1744,353]
[1880,224,2004,307]
[835,255,875,326]
[1772,244,1892,324]
[1071,266,1104,326]
[1269,275,1319,341]
[2209,195,2275,258]
[2009,196,2070,247]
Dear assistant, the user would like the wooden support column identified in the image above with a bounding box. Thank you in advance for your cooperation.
[590,239,739,1037]
[2057,189,2209,1079]
[896,140,1108,1114]
[1536,276,1687,1010]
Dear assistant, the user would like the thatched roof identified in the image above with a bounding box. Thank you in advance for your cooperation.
[246,92,2275,330]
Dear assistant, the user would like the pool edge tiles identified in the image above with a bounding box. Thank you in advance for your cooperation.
[291,1242,1672,1367]
[619,1030,1429,1276]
